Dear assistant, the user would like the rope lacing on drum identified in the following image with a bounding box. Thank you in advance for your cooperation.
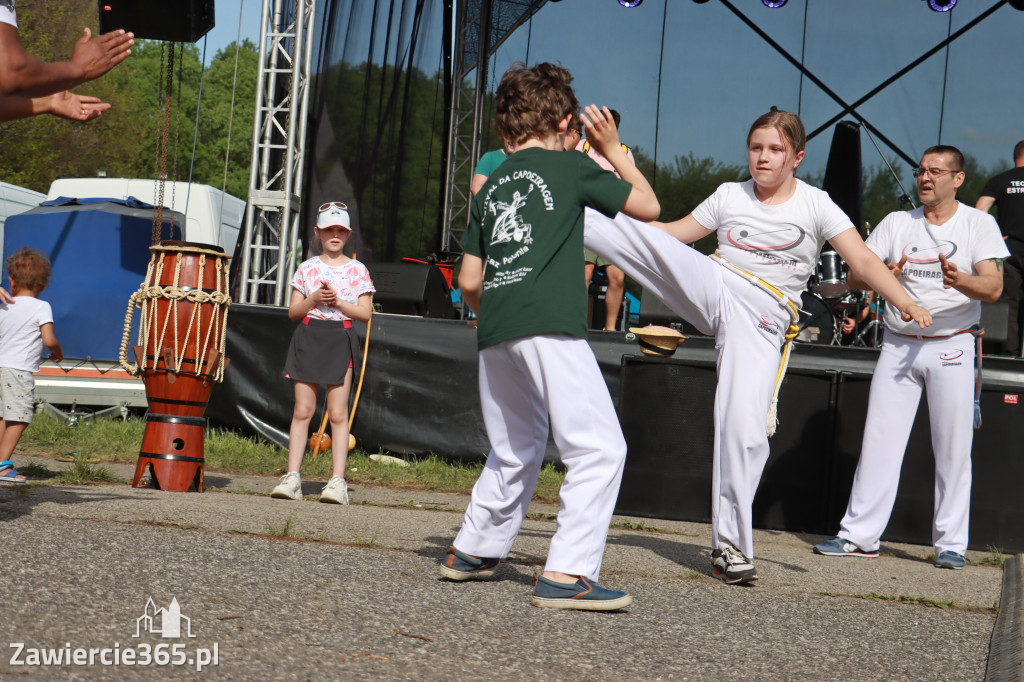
[118,246,231,382]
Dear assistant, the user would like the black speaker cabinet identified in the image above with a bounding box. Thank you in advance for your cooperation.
[365,262,456,319]
[616,355,835,533]
[616,355,717,521]
[617,350,1024,551]
[981,300,1009,345]
[99,0,215,43]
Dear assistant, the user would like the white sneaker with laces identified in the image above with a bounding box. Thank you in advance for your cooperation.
[711,545,758,584]
[270,472,302,500]
[319,475,349,505]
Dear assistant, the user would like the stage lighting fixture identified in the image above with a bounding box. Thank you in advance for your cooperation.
[925,0,956,11]
[762,0,788,7]
[1010,0,1024,9]
[618,0,643,6]
[692,0,712,3]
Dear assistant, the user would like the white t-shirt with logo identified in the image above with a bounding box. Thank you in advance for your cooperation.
[0,2,17,28]
[866,202,1009,337]
[692,178,853,304]
[0,296,53,372]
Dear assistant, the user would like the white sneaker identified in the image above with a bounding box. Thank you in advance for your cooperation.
[270,472,302,500]
[711,545,758,584]
[319,475,349,505]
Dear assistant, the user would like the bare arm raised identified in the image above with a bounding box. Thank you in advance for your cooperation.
[581,104,660,222]
[0,90,111,123]
[0,24,133,97]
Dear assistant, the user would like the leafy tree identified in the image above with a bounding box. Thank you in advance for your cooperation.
[861,159,909,231]
[652,153,747,255]
[0,0,257,200]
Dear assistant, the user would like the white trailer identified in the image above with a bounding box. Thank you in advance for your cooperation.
[47,178,244,255]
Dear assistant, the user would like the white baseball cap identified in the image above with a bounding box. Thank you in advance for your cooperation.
[316,202,351,230]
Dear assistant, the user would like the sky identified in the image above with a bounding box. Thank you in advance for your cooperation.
[197,0,263,65]
[490,0,1024,181]
[200,0,1024,185]
[319,0,1024,187]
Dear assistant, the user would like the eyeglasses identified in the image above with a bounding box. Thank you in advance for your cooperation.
[319,201,348,211]
[911,167,962,179]
[569,128,581,136]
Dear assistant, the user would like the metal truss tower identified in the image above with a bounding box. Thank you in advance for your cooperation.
[237,0,316,305]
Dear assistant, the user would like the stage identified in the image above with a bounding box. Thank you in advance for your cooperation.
[208,304,1024,552]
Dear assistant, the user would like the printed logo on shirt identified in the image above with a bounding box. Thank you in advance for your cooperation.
[723,222,804,267]
[940,349,963,366]
[897,240,958,280]
[488,187,535,249]
[756,313,781,336]
[480,171,554,290]
[900,240,958,266]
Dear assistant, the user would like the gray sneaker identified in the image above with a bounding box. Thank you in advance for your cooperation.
[270,472,302,500]
[711,545,758,585]
[935,550,966,570]
[813,536,878,558]
[319,475,349,505]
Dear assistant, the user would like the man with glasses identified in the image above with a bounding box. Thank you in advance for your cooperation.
[975,140,1024,357]
[814,145,1007,570]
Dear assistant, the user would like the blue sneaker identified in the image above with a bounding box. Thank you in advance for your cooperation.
[530,575,632,611]
[935,550,966,570]
[813,536,878,558]
[438,545,499,581]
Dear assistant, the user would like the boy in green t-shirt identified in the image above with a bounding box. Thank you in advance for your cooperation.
[439,62,660,611]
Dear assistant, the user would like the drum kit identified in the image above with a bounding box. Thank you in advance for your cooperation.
[797,251,883,347]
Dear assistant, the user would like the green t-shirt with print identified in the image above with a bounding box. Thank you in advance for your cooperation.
[465,147,631,350]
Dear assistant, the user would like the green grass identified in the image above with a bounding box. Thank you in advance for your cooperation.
[980,546,1006,567]
[18,413,566,502]
[266,515,299,538]
[818,591,995,613]
[53,459,122,485]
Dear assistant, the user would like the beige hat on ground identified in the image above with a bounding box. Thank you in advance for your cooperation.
[628,325,686,357]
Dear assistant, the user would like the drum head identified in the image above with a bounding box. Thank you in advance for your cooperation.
[796,292,834,344]
[811,251,851,298]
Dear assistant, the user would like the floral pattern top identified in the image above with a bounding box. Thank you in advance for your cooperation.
[289,256,375,321]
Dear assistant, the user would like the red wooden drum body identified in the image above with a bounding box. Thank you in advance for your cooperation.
[131,241,231,492]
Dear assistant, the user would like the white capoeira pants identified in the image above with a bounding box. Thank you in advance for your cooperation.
[454,333,627,581]
[839,333,976,555]
[584,209,790,559]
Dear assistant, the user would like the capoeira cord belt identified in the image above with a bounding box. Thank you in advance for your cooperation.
[711,255,800,437]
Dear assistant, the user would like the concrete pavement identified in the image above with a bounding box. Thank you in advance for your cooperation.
[0,456,1015,680]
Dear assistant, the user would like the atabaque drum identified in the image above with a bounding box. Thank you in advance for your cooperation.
[119,241,231,492]
[811,251,851,299]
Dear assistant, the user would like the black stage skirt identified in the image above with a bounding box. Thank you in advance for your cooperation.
[283,317,359,385]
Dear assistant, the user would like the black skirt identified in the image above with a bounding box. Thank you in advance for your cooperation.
[283,317,359,385]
